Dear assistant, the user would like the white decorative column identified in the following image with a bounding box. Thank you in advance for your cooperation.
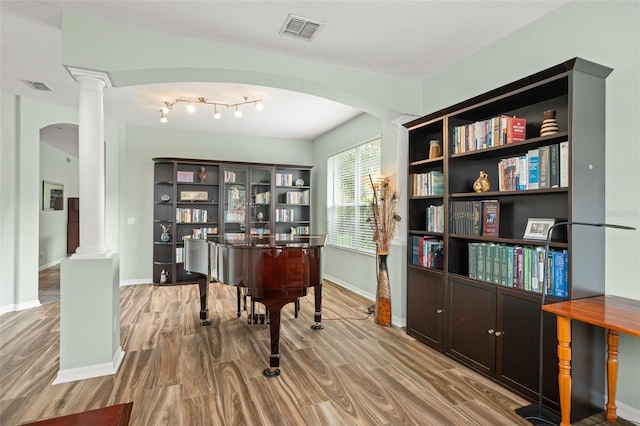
[56,67,123,384]
[68,67,111,258]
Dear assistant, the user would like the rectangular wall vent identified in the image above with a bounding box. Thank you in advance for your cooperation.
[23,80,52,91]
[280,14,323,40]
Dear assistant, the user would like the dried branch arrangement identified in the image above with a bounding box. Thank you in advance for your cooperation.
[367,175,401,255]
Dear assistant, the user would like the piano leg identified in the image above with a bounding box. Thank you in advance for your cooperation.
[236,287,242,317]
[198,275,212,326]
[255,297,298,377]
[311,283,323,330]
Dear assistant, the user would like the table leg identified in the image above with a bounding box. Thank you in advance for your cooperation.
[606,329,619,422]
[557,315,572,426]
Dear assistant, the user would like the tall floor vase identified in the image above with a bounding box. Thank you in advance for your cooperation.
[375,253,392,326]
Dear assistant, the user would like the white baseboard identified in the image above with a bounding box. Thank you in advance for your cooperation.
[53,346,125,384]
[0,299,42,316]
[39,257,66,271]
[323,274,406,327]
[119,278,152,286]
[617,401,640,423]
[324,274,375,301]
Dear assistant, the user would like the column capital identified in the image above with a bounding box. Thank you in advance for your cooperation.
[66,67,113,88]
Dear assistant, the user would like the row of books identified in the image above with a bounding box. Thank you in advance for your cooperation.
[411,236,444,270]
[254,191,270,204]
[189,226,217,239]
[224,170,238,183]
[224,209,245,223]
[176,247,185,263]
[468,242,568,298]
[452,115,526,154]
[284,190,309,204]
[426,204,444,232]
[411,171,444,196]
[449,200,500,237]
[275,172,293,187]
[497,141,568,191]
[275,232,310,240]
[176,208,209,223]
[250,228,271,236]
[275,208,296,222]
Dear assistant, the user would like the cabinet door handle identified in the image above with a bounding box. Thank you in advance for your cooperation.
[488,329,495,334]
[495,331,503,336]
[436,309,444,314]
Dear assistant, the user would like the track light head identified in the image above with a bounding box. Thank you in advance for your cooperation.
[186,103,196,113]
[234,107,242,118]
[255,101,264,111]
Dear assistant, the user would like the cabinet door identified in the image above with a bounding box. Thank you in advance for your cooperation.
[407,267,445,350]
[249,167,273,236]
[222,166,249,236]
[496,289,558,403]
[447,277,496,376]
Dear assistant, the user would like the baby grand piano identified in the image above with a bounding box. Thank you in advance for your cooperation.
[184,234,325,377]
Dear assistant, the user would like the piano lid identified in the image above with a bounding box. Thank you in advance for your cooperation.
[206,234,326,249]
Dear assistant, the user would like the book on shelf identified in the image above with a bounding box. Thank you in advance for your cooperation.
[549,144,560,188]
[452,114,526,154]
[466,242,567,297]
[426,204,444,232]
[468,243,479,279]
[482,200,500,237]
[412,171,444,196]
[254,191,271,204]
[275,172,293,186]
[527,148,539,190]
[450,200,498,236]
[538,145,550,189]
[285,190,309,204]
[412,236,444,269]
[559,141,569,187]
[176,208,208,223]
[506,117,527,144]
[492,244,501,285]
[553,250,568,298]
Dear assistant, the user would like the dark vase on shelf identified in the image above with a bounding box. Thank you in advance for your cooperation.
[375,254,392,326]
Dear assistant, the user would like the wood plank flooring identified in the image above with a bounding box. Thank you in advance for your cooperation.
[0,267,631,425]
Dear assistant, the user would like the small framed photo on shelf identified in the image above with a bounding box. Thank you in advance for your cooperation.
[177,171,194,183]
[523,218,555,240]
[180,191,208,201]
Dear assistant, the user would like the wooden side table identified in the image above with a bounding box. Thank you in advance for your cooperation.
[542,296,640,426]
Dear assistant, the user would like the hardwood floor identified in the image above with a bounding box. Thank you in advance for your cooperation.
[0,268,631,425]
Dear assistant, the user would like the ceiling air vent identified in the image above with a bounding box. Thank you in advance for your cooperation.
[23,80,52,91]
[280,14,323,40]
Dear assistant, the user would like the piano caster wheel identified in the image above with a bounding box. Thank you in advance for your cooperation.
[263,367,280,377]
[200,320,212,326]
[311,322,324,330]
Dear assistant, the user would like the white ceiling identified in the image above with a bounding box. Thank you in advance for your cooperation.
[1,0,570,155]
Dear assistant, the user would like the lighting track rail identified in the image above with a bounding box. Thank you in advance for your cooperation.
[160,96,263,122]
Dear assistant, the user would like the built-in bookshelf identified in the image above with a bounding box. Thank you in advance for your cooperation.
[153,159,312,285]
[404,58,612,421]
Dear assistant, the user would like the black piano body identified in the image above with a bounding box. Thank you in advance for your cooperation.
[184,234,325,376]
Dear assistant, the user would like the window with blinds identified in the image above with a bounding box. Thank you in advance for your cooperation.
[327,138,380,254]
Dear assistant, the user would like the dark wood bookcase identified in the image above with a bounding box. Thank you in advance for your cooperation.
[404,58,612,421]
[153,158,312,286]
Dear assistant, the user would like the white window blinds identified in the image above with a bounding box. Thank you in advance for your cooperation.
[327,138,380,254]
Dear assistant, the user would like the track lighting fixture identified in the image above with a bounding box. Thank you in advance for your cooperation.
[159,96,263,123]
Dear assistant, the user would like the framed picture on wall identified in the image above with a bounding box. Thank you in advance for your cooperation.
[42,181,64,211]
